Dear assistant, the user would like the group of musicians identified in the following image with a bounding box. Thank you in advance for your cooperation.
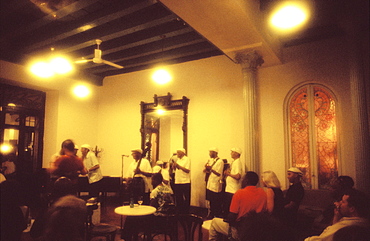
[124,146,241,217]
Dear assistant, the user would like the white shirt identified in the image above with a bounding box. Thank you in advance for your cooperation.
[125,158,153,192]
[207,157,224,193]
[304,217,370,241]
[225,158,242,194]
[83,151,103,184]
[174,155,190,184]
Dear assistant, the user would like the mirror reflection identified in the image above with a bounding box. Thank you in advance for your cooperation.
[140,93,189,165]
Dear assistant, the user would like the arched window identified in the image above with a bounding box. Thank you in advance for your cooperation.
[287,84,338,189]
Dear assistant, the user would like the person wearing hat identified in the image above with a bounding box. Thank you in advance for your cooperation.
[81,144,103,199]
[222,148,244,217]
[204,147,224,219]
[124,148,153,204]
[283,166,305,227]
[172,148,191,214]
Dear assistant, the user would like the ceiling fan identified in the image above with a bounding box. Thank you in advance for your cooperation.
[75,39,124,69]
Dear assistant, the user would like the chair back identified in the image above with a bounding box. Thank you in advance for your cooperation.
[177,214,203,241]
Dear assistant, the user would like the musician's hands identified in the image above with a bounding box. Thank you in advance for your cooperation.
[224,169,230,176]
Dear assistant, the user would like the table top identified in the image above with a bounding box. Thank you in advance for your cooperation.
[114,205,156,216]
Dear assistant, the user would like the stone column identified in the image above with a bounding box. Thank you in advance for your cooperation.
[345,0,370,195]
[234,50,264,174]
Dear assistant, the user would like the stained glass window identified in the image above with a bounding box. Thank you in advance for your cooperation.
[289,85,338,189]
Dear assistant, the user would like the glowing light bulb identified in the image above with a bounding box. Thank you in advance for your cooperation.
[30,62,54,78]
[50,57,73,74]
[156,109,165,115]
[0,143,12,154]
[73,85,90,98]
[271,5,308,30]
[152,69,172,84]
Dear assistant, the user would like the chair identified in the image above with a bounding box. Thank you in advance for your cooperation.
[86,202,118,241]
[146,214,178,241]
[177,214,203,241]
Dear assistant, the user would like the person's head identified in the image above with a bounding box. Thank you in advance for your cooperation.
[261,171,281,188]
[230,148,242,159]
[176,148,186,158]
[332,176,355,190]
[131,149,143,160]
[152,172,163,188]
[51,177,74,201]
[43,195,87,241]
[209,147,218,158]
[244,171,259,186]
[80,144,91,157]
[60,139,75,155]
[287,167,302,184]
[338,189,370,218]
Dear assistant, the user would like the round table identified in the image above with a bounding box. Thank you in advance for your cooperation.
[115,205,157,241]
[114,205,156,216]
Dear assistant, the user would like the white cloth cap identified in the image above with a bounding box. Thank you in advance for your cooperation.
[81,144,91,150]
[288,167,303,175]
[231,147,242,155]
[131,148,143,154]
[209,147,219,153]
[177,148,186,154]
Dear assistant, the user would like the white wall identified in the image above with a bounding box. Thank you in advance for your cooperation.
[1,34,366,207]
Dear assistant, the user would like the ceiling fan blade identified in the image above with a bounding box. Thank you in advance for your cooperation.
[75,58,93,64]
[102,59,124,69]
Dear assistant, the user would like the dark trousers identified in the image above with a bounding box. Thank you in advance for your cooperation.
[208,190,223,217]
[89,179,102,198]
[223,192,234,218]
[173,183,191,214]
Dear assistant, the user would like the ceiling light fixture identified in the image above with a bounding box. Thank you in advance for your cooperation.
[270,2,310,31]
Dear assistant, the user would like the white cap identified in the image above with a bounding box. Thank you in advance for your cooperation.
[231,147,242,155]
[288,167,303,175]
[177,148,186,154]
[131,148,143,154]
[209,147,218,153]
[156,161,164,165]
[81,144,91,150]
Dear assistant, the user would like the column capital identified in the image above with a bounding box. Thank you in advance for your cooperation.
[235,50,264,71]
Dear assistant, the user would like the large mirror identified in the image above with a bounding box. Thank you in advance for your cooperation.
[140,93,189,165]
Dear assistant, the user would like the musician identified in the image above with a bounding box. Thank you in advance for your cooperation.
[172,148,191,214]
[222,148,244,217]
[124,149,152,204]
[204,147,224,219]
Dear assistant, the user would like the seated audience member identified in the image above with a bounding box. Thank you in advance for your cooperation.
[209,171,267,241]
[321,176,356,226]
[261,170,284,219]
[284,167,305,227]
[150,172,175,215]
[1,153,17,179]
[0,179,27,241]
[30,177,76,239]
[41,195,87,241]
[304,189,370,241]
[237,212,296,241]
[121,173,175,241]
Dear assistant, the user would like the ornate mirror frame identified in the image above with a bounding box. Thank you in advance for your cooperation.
[140,93,189,162]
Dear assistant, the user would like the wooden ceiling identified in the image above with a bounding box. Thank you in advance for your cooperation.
[1,0,366,86]
[0,0,223,85]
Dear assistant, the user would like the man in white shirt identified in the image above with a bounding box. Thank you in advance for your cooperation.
[205,147,224,219]
[223,147,244,217]
[124,148,153,204]
[81,144,103,199]
[172,148,191,214]
[304,189,370,241]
